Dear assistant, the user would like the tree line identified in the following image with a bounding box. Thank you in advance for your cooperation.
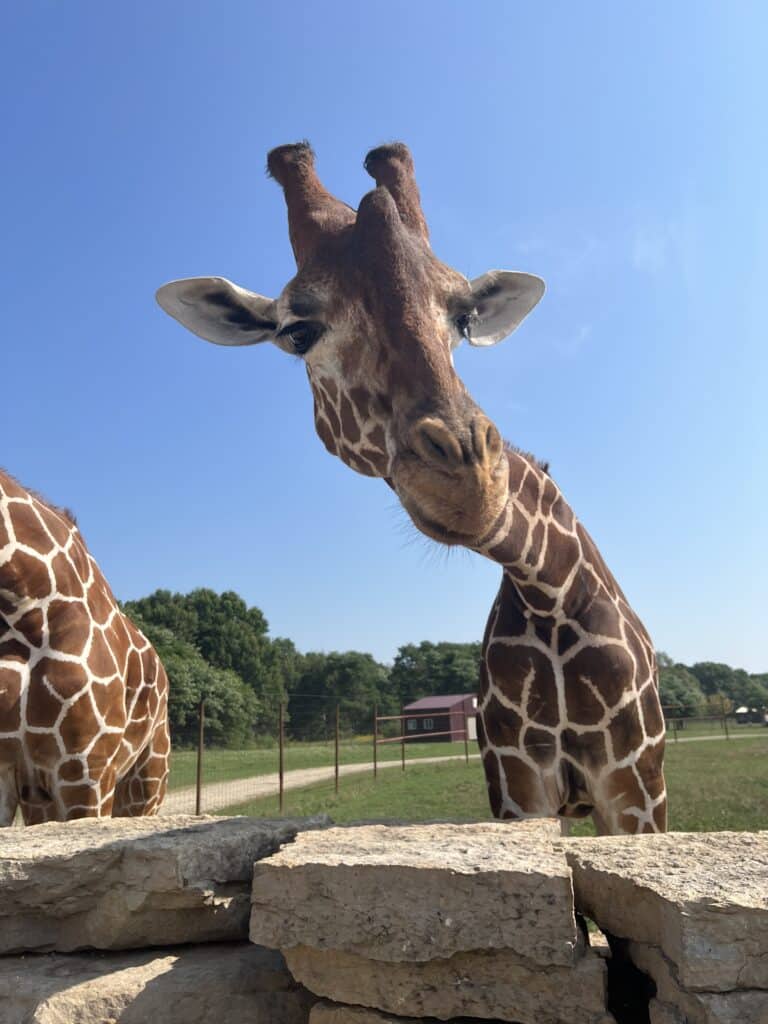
[123,588,767,748]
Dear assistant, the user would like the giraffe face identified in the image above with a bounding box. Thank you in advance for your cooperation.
[157,143,545,547]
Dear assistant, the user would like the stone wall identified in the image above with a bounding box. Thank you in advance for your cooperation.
[0,815,325,1023]
[0,816,765,1023]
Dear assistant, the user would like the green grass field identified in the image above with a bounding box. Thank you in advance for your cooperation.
[168,738,463,791]
[218,735,768,833]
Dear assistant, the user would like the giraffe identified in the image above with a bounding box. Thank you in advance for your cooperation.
[156,141,666,835]
[0,469,170,825]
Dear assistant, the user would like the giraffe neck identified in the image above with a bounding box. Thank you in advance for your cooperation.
[472,450,624,623]
[472,451,666,834]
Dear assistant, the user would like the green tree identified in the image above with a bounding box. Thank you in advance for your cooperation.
[732,675,768,710]
[288,651,393,740]
[125,588,290,731]
[688,662,736,697]
[128,615,260,747]
[657,653,705,717]
[689,661,768,709]
[183,589,268,685]
[703,693,734,717]
[389,641,482,705]
[124,589,198,645]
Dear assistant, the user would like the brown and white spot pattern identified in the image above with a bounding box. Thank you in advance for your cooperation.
[474,452,666,834]
[0,470,169,826]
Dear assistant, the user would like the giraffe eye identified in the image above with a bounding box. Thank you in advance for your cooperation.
[455,311,478,340]
[279,321,325,355]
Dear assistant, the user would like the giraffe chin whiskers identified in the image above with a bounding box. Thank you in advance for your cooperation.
[389,497,473,569]
[402,484,508,546]
[392,451,510,548]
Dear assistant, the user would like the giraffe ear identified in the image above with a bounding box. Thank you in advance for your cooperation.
[156,277,277,346]
[467,271,545,347]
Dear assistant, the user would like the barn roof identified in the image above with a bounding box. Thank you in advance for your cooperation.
[403,694,475,711]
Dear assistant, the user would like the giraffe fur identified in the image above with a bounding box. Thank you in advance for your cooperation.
[0,470,170,825]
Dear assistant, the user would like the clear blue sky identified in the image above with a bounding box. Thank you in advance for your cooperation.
[2,3,765,671]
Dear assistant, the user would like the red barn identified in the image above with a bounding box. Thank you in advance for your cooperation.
[403,694,477,742]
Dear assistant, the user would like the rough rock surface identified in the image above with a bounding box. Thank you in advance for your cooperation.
[284,945,613,1024]
[563,832,768,991]
[344,817,562,838]
[629,941,768,1024]
[251,822,578,966]
[309,1001,499,1024]
[0,814,328,954]
[0,943,315,1024]
[310,1003,440,1024]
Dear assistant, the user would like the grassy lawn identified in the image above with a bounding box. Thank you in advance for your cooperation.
[218,735,768,833]
[168,738,464,791]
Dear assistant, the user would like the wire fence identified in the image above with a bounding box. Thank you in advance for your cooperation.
[163,696,478,817]
[659,700,765,741]
[162,697,765,818]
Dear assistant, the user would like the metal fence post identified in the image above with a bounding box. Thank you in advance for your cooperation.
[334,703,340,794]
[279,702,285,812]
[373,703,378,779]
[195,698,205,815]
[721,696,730,740]
[464,711,470,764]
[400,704,406,771]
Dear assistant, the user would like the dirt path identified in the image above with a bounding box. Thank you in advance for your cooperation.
[160,753,481,815]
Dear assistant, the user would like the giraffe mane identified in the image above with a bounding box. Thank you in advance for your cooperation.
[503,443,550,477]
[0,467,78,526]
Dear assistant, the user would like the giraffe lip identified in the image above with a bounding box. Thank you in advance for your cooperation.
[394,481,505,547]
[404,508,479,546]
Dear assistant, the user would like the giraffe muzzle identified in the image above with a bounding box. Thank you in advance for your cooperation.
[393,413,509,545]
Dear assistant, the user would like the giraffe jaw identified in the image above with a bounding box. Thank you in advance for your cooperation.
[393,455,510,548]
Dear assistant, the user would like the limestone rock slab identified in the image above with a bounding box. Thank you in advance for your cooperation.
[0,814,328,954]
[563,832,768,992]
[309,1001,490,1024]
[630,942,768,1024]
[285,945,613,1024]
[345,817,562,839]
[310,1003,436,1024]
[251,823,578,966]
[0,943,315,1024]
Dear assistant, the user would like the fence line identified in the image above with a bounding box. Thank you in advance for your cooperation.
[175,696,478,816]
[169,696,762,817]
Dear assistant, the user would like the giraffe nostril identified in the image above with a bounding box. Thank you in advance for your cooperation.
[425,436,447,461]
[411,418,463,468]
[471,415,502,465]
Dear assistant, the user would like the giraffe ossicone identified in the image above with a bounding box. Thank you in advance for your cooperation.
[157,141,666,835]
[0,470,170,825]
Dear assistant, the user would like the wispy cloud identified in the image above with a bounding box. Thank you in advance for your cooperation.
[513,234,608,280]
[630,219,681,275]
[555,323,593,356]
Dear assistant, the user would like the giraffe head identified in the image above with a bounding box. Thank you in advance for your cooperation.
[157,142,544,546]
